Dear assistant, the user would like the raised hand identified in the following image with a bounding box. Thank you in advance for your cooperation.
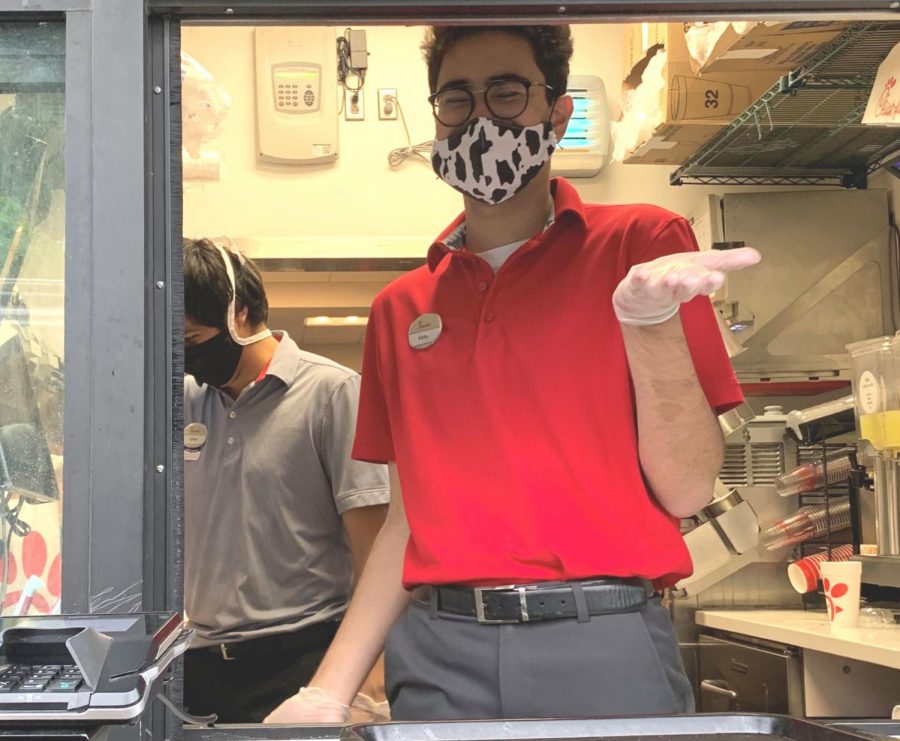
[613,247,761,326]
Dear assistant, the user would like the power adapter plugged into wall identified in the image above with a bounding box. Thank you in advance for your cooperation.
[345,88,364,121]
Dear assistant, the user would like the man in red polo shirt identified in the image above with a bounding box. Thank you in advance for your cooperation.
[266,24,759,723]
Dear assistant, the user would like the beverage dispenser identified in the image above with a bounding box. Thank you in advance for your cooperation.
[847,336,900,558]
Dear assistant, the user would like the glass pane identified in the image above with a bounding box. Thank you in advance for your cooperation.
[0,21,65,616]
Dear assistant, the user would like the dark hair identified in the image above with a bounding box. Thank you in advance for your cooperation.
[421,25,573,103]
[183,237,268,329]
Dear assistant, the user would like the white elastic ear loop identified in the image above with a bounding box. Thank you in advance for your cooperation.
[214,244,272,346]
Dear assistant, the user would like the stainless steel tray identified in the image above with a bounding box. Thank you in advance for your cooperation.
[344,714,878,741]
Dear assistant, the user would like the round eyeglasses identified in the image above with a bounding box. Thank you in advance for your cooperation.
[428,79,555,128]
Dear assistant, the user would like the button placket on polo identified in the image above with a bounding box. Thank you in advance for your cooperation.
[222,397,243,460]
[471,260,499,348]
[477,223,557,329]
[466,255,491,304]
[222,430,240,462]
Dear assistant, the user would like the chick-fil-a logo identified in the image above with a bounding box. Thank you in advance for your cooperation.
[875,76,900,121]
[823,576,849,620]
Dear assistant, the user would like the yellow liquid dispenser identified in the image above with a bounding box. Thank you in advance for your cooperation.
[848,336,900,452]
[859,411,900,451]
[848,335,900,557]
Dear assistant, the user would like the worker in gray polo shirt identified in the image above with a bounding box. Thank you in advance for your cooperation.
[181,237,390,723]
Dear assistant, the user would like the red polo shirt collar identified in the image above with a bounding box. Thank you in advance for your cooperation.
[253,332,283,383]
[426,177,588,272]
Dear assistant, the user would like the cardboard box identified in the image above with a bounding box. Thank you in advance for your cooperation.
[698,21,848,76]
[621,24,782,164]
[862,39,900,126]
[622,22,667,86]
[622,123,723,165]
[664,27,778,123]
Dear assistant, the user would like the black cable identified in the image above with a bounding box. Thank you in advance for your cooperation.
[5,498,29,538]
[0,489,31,614]
[336,35,351,86]
[336,29,366,94]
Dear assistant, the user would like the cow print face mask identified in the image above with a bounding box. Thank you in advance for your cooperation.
[431,117,558,205]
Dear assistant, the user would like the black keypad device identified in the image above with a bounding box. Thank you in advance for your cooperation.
[0,613,190,722]
[0,663,84,694]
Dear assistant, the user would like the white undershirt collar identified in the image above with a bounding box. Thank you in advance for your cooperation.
[444,213,555,274]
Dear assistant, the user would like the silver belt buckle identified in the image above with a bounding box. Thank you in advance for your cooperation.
[219,643,236,661]
[473,586,529,624]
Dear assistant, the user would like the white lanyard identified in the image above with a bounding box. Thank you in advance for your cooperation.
[214,243,272,346]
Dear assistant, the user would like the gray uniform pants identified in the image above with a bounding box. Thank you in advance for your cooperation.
[385,594,694,721]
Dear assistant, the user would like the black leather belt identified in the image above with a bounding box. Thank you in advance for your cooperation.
[411,578,654,624]
[194,620,339,661]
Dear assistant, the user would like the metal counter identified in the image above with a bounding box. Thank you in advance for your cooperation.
[184,724,343,741]
[343,714,879,741]
[179,714,900,741]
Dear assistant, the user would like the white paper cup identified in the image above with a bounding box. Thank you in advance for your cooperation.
[820,561,862,630]
[787,544,855,593]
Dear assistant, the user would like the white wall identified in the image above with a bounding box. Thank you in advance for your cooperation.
[182,22,710,245]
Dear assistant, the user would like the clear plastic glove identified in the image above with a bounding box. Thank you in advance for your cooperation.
[348,692,391,723]
[613,247,761,326]
[264,686,349,724]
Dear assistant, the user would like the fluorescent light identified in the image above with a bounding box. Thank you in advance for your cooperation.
[304,315,369,327]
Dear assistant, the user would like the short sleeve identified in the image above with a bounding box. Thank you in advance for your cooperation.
[320,375,390,514]
[641,216,744,416]
[352,303,396,463]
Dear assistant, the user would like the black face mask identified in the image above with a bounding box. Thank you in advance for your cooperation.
[184,331,243,388]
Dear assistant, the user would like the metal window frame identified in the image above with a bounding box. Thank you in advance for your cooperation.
[0,1,90,10]
[0,2,159,616]
[165,3,895,739]
[147,13,183,618]
[0,4,165,738]
[63,0,151,616]
[151,0,900,21]
[0,1,897,738]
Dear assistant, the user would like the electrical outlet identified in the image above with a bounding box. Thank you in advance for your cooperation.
[345,88,364,121]
[378,88,398,120]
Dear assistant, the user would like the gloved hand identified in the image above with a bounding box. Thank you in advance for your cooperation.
[348,692,391,723]
[264,686,349,724]
[613,247,761,326]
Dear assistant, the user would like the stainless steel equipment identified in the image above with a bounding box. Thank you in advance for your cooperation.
[674,408,800,597]
[703,487,760,555]
[696,634,803,716]
[720,406,796,490]
[719,402,755,439]
[346,714,875,741]
[873,455,900,556]
[691,190,898,383]
[785,396,855,442]
[856,455,900,589]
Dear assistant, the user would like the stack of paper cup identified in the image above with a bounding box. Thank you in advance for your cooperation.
[787,544,855,593]
[820,561,863,630]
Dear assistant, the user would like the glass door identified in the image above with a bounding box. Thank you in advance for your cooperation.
[0,20,65,617]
